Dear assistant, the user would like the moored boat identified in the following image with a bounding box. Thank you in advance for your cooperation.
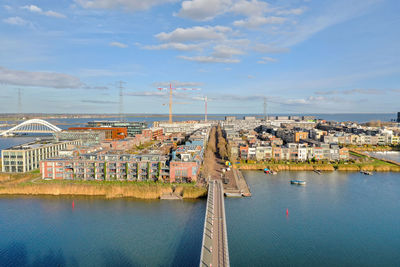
[314,170,321,175]
[360,170,373,175]
[290,180,306,185]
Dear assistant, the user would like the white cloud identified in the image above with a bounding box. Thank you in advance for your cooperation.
[110,42,128,48]
[0,66,84,89]
[21,5,66,18]
[178,55,240,63]
[143,42,204,51]
[230,0,269,17]
[253,43,289,54]
[315,88,383,95]
[2,17,30,26]
[233,16,286,28]
[276,8,305,16]
[22,5,42,13]
[212,45,244,58]
[75,0,177,11]
[44,10,67,18]
[156,26,231,43]
[177,0,232,21]
[257,56,277,64]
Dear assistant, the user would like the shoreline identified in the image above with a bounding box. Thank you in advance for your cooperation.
[0,177,208,199]
[235,162,400,172]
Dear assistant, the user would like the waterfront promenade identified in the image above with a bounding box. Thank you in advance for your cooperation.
[200,180,230,267]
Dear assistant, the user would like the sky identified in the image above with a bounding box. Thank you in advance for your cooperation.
[0,0,399,114]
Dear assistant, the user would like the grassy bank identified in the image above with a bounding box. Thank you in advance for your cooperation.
[344,144,400,152]
[235,159,400,172]
[0,174,207,199]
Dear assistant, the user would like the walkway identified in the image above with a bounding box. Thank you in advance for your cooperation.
[200,180,230,267]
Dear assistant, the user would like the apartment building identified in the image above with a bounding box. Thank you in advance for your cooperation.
[2,140,81,173]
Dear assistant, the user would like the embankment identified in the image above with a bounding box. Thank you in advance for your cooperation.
[0,181,207,199]
[236,163,400,172]
[237,163,335,171]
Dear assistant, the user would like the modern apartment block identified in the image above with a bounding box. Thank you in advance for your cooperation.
[1,140,81,173]
[41,154,169,181]
[87,121,147,137]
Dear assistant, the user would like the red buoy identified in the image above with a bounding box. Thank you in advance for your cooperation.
[72,200,75,209]
[286,208,289,216]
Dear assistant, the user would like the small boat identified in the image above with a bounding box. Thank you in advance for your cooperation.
[264,168,271,174]
[360,171,373,175]
[290,180,306,185]
[271,170,278,175]
[314,170,321,175]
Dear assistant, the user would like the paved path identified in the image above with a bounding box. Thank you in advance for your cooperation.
[200,180,230,267]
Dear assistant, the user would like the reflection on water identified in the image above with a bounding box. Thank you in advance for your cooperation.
[0,197,205,266]
[226,171,400,267]
[367,151,400,163]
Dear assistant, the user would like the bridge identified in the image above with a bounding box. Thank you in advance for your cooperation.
[200,180,230,267]
[0,119,62,136]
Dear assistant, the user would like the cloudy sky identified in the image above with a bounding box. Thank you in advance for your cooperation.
[0,0,399,114]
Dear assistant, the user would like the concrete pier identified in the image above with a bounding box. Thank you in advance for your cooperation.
[200,180,230,267]
[232,168,251,197]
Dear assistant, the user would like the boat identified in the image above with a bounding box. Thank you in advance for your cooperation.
[360,171,373,175]
[264,168,271,174]
[290,180,306,185]
[271,170,278,175]
[314,170,321,175]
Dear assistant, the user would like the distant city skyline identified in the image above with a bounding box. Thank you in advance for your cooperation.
[0,0,399,114]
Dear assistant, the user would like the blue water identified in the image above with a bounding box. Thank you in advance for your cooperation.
[0,197,205,267]
[226,171,400,266]
[368,151,400,163]
[1,172,400,266]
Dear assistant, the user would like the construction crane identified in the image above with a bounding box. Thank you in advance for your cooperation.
[157,83,200,123]
[196,96,208,122]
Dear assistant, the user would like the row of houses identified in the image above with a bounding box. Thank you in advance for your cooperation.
[323,133,399,145]
[231,143,350,162]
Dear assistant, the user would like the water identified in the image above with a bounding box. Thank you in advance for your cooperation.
[1,172,400,266]
[0,198,205,267]
[226,171,400,266]
[367,151,400,163]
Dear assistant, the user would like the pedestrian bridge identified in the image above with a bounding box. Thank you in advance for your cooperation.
[200,180,230,267]
[0,119,62,136]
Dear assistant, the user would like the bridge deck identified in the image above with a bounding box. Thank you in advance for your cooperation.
[200,180,230,267]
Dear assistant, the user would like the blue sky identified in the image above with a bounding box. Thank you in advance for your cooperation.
[0,0,399,114]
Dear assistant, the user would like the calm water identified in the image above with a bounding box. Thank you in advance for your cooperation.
[0,198,205,267]
[1,172,400,266]
[367,151,400,163]
[226,171,400,266]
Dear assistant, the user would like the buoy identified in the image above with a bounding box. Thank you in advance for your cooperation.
[286,208,289,216]
[72,200,75,209]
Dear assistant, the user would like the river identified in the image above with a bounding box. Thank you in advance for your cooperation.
[1,171,400,266]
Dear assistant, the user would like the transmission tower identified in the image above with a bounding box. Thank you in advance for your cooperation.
[117,81,126,121]
[263,97,267,121]
[18,88,22,116]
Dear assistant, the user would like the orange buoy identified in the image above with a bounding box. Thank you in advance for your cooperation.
[72,200,75,209]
